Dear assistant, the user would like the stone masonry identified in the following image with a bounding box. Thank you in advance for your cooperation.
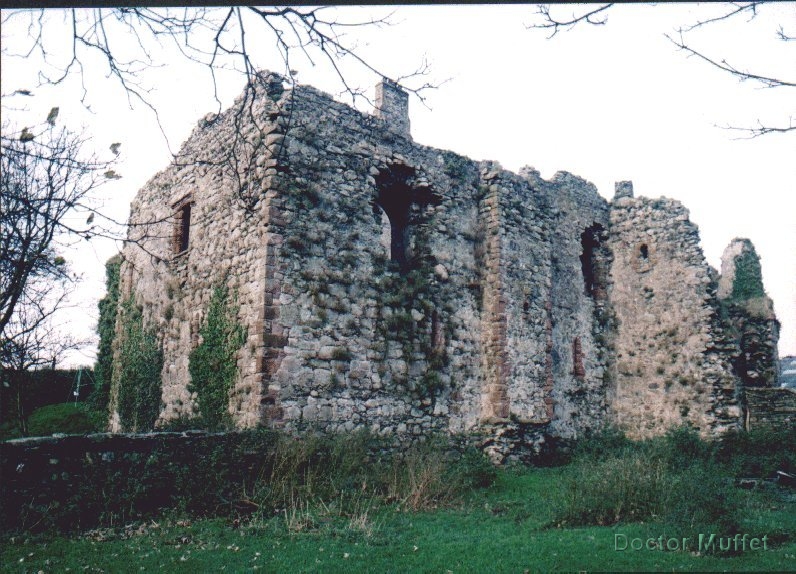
[111,72,781,459]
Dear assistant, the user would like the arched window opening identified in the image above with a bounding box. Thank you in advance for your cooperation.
[373,164,440,274]
[639,243,649,260]
[375,191,411,270]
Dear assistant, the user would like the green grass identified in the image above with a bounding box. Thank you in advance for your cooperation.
[0,402,101,441]
[3,466,794,572]
[2,427,794,572]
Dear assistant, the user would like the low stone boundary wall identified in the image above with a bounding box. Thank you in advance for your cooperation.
[746,387,796,431]
[0,430,277,534]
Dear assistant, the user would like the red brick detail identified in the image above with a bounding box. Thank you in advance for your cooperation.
[259,231,288,427]
[572,337,585,379]
[480,184,510,422]
[544,297,555,421]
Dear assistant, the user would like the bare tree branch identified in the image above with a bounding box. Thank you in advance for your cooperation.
[720,118,796,138]
[526,2,794,137]
[777,24,796,42]
[665,32,796,88]
[4,7,447,214]
[527,4,614,38]
[679,1,764,32]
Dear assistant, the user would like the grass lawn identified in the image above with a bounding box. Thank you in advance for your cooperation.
[3,467,794,573]
[0,403,101,441]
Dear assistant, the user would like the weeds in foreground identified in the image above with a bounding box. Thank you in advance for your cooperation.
[553,425,795,543]
[246,434,495,518]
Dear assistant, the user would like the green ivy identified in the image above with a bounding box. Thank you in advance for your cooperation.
[90,254,122,416]
[731,245,765,301]
[114,297,164,432]
[188,285,246,430]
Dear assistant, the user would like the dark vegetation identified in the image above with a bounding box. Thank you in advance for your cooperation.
[89,254,122,418]
[0,369,96,439]
[729,242,766,301]
[1,425,793,571]
[0,430,495,535]
[113,298,163,432]
[187,286,247,430]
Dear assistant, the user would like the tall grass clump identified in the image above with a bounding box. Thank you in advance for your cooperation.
[384,440,497,511]
[554,426,741,537]
[246,433,496,518]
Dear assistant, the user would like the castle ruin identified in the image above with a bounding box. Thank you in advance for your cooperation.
[111,73,780,460]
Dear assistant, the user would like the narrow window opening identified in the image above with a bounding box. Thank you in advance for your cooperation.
[580,224,603,298]
[173,197,193,255]
[374,204,392,260]
[639,243,649,260]
[179,203,191,252]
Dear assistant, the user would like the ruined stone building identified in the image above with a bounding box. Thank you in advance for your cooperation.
[111,73,781,459]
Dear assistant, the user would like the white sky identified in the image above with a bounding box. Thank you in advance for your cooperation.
[1,4,794,365]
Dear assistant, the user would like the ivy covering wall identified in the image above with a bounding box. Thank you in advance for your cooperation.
[90,254,122,416]
[113,298,163,432]
[188,285,246,429]
[730,245,765,301]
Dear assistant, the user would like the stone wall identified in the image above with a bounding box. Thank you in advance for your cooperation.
[0,431,277,533]
[717,238,780,388]
[113,79,293,429]
[745,388,796,431]
[605,186,741,438]
[542,171,612,438]
[112,71,779,452]
[259,82,487,438]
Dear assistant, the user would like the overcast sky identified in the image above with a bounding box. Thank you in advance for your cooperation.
[2,4,794,365]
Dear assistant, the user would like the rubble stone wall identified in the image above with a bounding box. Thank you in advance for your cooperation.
[745,388,796,431]
[542,172,612,438]
[718,238,780,389]
[112,72,781,450]
[605,192,741,438]
[114,81,293,429]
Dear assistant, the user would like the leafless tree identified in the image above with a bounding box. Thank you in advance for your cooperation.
[2,7,440,208]
[1,281,84,436]
[1,118,113,434]
[527,2,794,137]
[2,7,435,113]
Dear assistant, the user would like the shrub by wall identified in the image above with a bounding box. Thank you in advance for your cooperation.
[730,245,765,301]
[0,430,277,534]
[90,254,122,417]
